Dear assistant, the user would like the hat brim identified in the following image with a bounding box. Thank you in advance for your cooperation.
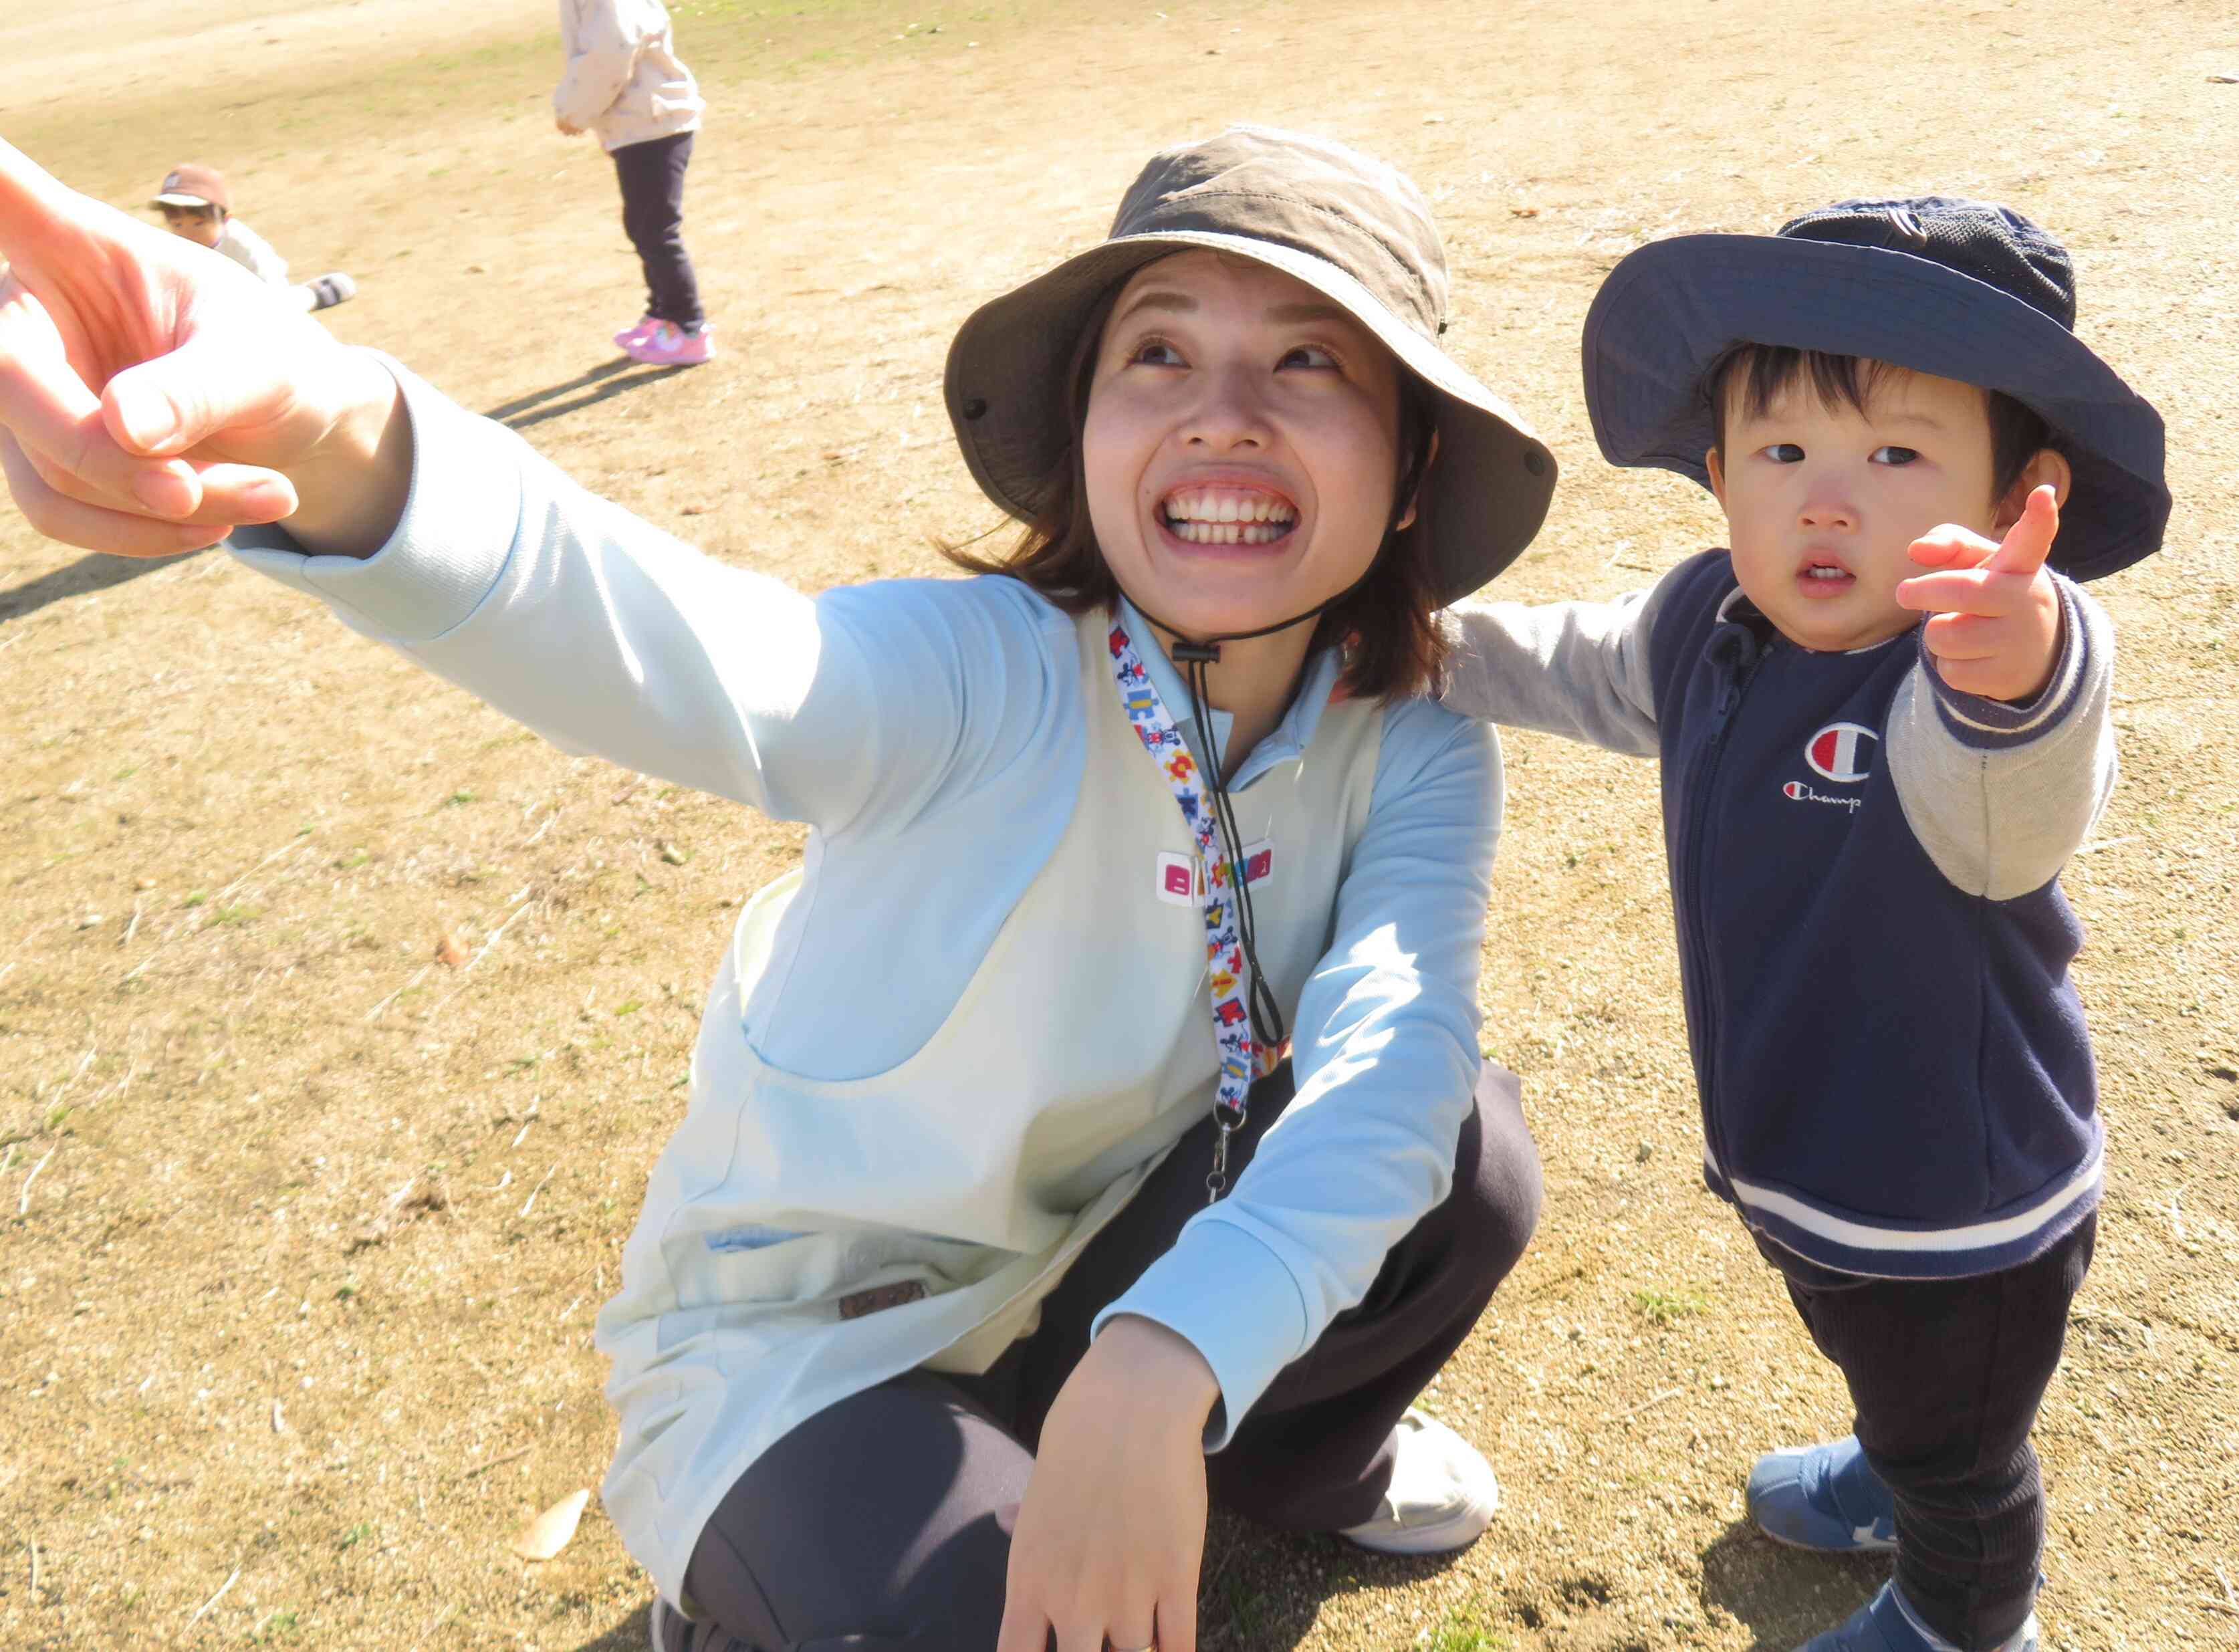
[150,191,218,209]
[1582,235,2168,581]
[945,230,1556,606]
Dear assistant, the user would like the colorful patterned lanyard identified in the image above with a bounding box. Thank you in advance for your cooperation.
[1108,618,1276,1200]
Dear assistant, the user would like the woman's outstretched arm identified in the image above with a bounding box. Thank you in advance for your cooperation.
[0,139,1066,833]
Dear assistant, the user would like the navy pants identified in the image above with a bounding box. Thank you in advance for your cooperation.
[658,1061,1543,1652]
[1764,1215,2096,1649]
[613,130,703,330]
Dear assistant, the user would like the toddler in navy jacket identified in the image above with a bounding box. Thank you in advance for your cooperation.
[1442,200,2168,1652]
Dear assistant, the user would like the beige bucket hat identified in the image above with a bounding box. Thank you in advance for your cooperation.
[943,125,1557,606]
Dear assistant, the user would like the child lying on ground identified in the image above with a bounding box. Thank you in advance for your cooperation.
[150,163,355,314]
[1441,197,2169,1652]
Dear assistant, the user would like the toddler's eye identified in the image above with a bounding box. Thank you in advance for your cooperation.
[1278,344,1340,370]
[1763,443,1804,464]
[1871,445,1919,466]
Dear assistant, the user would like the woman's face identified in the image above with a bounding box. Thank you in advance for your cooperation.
[1081,250,1411,640]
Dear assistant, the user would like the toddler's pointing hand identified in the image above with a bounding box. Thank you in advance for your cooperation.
[1895,484,2064,703]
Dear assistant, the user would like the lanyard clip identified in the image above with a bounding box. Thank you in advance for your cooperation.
[1205,1118,1235,1203]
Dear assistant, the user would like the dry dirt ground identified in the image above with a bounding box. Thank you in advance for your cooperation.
[2,1,2236,1647]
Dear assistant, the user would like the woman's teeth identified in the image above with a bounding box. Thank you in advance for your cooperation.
[1161,491,1297,546]
[1168,520,1290,544]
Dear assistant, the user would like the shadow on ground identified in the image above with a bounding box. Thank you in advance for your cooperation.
[0,546,205,625]
[1197,1512,1471,1651]
[560,1514,1463,1652]
[574,1605,653,1651]
[489,359,693,431]
[1699,1518,1885,1649]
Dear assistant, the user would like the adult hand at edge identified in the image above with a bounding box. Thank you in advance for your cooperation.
[996,1315,1215,1652]
[0,136,409,559]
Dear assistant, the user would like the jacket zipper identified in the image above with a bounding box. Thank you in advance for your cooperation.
[1685,648,1759,1191]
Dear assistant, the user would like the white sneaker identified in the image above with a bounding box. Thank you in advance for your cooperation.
[304,272,356,311]
[1337,1407,1500,1555]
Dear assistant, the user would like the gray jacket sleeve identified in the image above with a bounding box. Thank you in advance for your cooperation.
[1887,576,2117,901]
[1436,563,1694,757]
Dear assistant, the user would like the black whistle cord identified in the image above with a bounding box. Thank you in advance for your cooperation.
[1170,638,1290,1090]
[1134,568,1380,1094]
[1133,437,1433,1185]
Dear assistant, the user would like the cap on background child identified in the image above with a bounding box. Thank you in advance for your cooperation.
[1439,198,2168,1652]
[149,163,356,315]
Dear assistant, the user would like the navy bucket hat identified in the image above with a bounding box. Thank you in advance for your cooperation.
[1581,197,2169,581]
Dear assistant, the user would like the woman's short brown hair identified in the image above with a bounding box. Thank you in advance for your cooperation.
[941,286,1449,703]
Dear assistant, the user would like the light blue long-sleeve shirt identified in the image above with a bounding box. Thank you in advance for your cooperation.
[229,359,1504,1441]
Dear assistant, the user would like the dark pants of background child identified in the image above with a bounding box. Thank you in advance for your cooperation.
[613,130,703,332]
[1760,1217,2096,1650]
[655,1060,1544,1652]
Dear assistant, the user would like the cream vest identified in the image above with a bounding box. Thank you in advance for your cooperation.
[596,607,1385,1606]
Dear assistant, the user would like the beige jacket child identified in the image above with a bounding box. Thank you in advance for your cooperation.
[553,0,705,153]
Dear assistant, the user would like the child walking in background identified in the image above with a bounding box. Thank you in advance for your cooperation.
[1441,199,2169,1652]
[149,164,355,314]
[554,0,711,366]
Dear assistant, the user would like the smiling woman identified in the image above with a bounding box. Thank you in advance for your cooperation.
[948,249,1447,728]
[0,124,1553,1652]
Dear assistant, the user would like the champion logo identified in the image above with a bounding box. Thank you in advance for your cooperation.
[1784,779,1863,812]
[1804,722,1878,784]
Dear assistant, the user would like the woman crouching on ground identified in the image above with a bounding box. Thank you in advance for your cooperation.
[0,126,1554,1652]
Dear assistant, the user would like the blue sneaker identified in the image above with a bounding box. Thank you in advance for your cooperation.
[1795,1581,2038,1651]
[1749,1435,1897,1552]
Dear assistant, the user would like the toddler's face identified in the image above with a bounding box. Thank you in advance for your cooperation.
[158,205,223,249]
[1710,364,2013,653]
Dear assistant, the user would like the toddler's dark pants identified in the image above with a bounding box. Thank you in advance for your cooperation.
[657,1059,1543,1652]
[613,130,703,330]
[1760,1215,2096,1650]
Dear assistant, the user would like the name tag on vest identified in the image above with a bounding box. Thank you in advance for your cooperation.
[838,1281,928,1320]
[1155,841,1273,905]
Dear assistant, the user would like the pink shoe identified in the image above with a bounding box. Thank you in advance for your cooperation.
[623,320,713,366]
[613,314,659,352]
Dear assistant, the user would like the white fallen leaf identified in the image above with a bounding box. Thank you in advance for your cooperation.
[511,1488,590,1561]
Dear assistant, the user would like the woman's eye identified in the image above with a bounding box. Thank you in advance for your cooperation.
[1278,344,1340,370]
[1763,443,1804,464]
[1129,338,1185,367]
[1871,445,1919,466]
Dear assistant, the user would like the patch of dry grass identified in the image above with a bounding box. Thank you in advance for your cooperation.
[3,1,2236,1647]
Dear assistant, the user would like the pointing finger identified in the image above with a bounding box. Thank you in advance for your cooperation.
[0,136,80,269]
[1982,484,2059,578]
